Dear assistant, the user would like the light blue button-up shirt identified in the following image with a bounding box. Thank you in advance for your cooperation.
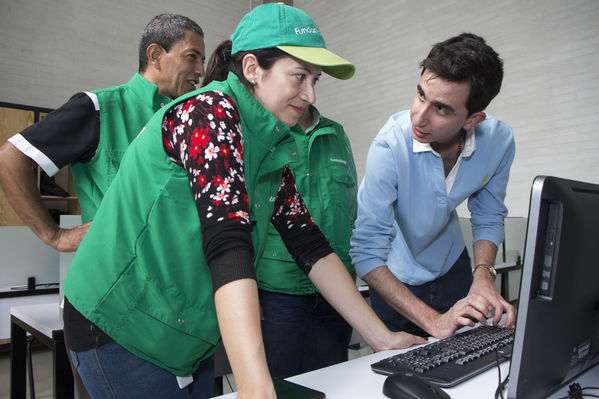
[350,110,515,285]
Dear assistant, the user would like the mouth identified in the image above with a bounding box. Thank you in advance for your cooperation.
[291,105,304,115]
[412,127,429,140]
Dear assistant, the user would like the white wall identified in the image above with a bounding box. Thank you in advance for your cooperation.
[0,0,247,109]
[0,227,58,288]
[0,0,250,288]
[1,0,598,216]
[295,0,599,217]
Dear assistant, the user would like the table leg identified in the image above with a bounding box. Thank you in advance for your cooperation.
[53,338,74,399]
[10,318,27,399]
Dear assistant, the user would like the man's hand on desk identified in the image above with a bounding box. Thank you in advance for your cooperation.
[430,295,492,339]
[429,277,516,340]
[469,267,516,327]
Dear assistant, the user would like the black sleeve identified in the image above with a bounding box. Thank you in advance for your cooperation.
[271,166,334,275]
[161,92,255,292]
[17,92,100,171]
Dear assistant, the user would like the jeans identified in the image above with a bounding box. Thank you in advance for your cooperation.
[69,341,214,399]
[370,248,473,337]
[259,290,353,379]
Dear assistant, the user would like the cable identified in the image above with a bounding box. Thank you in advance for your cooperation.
[555,383,599,399]
[494,344,511,399]
[569,383,584,399]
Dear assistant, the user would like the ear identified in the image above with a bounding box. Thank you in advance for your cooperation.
[463,111,486,130]
[146,43,164,71]
[242,53,260,83]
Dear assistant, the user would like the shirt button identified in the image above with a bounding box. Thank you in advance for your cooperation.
[255,203,261,208]
[292,152,297,157]
[178,318,184,324]
[275,126,280,132]
[160,102,165,107]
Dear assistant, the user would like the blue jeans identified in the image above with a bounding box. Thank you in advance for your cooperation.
[69,341,214,399]
[259,290,352,379]
[370,248,473,337]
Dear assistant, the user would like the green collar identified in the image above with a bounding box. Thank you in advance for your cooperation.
[129,73,172,110]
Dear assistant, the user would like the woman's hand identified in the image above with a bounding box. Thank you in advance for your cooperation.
[375,330,428,352]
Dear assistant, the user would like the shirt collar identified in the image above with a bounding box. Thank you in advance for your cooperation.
[304,105,321,135]
[412,127,476,157]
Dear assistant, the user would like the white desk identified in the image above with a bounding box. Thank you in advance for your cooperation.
[211,345,599,398]
[10,301,74,399]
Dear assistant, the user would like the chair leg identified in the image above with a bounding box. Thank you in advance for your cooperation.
[26,337,35,399]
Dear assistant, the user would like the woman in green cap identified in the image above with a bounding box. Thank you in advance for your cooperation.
[62,4,426,398]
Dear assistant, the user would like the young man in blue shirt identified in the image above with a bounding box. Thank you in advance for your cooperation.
[350,33,516,339]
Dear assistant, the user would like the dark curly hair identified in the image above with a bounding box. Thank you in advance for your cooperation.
[420,33,504,115]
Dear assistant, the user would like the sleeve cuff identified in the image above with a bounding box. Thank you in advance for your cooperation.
[209,247,256,292]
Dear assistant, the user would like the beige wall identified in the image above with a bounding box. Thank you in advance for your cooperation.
[0,0,247,109]
[296,0,599,217]
[2,0,599,216]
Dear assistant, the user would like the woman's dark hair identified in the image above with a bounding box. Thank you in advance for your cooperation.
[201,40,288,90]
[419,33,503,115]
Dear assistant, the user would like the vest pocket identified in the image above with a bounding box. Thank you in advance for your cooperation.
[120,277,219,374]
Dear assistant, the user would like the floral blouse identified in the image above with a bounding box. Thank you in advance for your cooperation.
[162,91,333,288]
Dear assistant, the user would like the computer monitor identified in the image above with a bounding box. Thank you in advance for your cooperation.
[508,176,599,398]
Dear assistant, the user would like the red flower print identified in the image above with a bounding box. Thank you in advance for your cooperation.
[189,128,211,160]
[213,104,226,119]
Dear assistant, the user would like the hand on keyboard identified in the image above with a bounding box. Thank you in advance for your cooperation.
[371,324,515,388]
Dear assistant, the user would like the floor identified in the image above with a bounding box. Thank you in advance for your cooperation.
[0,343,373,399]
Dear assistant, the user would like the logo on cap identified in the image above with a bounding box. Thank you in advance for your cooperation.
[294,26,320,35]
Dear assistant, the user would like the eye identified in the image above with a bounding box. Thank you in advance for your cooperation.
[295,73,306,82]
[417,88,425,101]
[435,104,446,114]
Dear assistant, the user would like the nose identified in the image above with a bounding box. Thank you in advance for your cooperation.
[196,60,205,77]
[411,99,428,127]
[301,82,316,105]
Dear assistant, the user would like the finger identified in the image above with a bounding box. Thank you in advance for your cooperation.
[487,292,514,325]
[455,315,476,328]
[464,295,494,319]
[492,302,504,325]
[503,300,517,327]
[462,304,488,325]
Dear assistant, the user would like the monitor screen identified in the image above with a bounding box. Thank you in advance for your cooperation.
[508,176,599,398]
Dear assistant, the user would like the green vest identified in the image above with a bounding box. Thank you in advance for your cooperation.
[70,73,171,222]
[63,73,298,376]
[258,109,358,294]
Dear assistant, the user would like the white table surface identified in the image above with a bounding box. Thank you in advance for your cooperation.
[10,301,62,338]
[211,343,511,399]
[212,344,599,399]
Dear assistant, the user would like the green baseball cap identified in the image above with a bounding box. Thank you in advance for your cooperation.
[231,3,355,80]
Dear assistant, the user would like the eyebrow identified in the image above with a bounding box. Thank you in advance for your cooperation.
[297,65,321,76]
[417,84,456,115]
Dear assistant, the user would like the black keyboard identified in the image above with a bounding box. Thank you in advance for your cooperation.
[371,325,514,388]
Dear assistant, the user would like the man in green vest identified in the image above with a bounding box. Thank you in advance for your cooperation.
[0,13,206,251]
[0,13,205,399]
